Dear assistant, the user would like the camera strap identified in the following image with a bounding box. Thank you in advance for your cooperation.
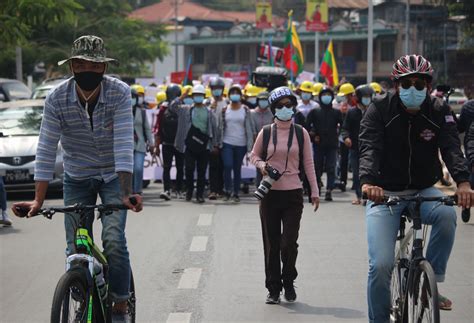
[271,123,294,174]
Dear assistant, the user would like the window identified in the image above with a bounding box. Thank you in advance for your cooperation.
[355,41,367,61]
[222,45,236,64]
[239,46,250,62]
[193,47,205,64]
[381,41,395,62]
[305,43,315,63]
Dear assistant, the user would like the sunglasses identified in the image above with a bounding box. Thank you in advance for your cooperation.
[400,78,426,91]
[275,103,294,110]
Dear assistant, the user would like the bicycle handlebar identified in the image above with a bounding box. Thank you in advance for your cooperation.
[15,197,138,219]
[362,194,458,208]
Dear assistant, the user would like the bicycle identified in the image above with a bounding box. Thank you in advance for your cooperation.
[370,194,458,323]
[16,200,137,323]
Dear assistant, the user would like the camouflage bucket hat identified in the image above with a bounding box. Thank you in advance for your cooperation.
[57,35,118,66]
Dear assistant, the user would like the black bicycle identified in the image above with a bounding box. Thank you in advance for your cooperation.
[371,194,457,323]
[16,201,136,323]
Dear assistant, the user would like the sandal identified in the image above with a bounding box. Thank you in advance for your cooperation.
[438,294,452,311]
[352,199,362,205]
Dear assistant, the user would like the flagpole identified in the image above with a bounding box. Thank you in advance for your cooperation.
[367,0,374,83]
[288,12,294,84]
[315,31,319,82]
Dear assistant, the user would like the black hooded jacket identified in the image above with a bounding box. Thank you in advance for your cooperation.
[359,92,469,191]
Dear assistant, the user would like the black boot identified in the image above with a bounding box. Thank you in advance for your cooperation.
[325,191,333,201]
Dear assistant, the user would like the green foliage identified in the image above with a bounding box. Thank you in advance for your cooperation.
[0,0,169,79]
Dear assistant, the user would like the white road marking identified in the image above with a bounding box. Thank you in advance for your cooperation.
[166,312,192,323]
[189,236,208,252]
[178,268,202,289]
[197,213,213,226]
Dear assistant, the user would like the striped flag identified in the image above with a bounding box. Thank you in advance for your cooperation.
[283,10,304,77]
[320,40,339,86]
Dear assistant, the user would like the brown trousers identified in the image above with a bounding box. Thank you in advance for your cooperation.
[259,189,303,292]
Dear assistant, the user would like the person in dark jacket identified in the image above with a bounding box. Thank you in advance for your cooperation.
[341,84,374,205]
[306,86,343,201]
[154,84,184,200]
[360,54,473,322]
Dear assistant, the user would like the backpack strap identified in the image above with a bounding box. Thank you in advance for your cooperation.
[294,124,305,180]
[261,124,272,162]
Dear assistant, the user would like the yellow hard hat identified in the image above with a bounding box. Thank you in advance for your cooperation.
[205,87,212,99]
[299,81,313,93]
[337,83,356,96]
[312,82,324,96]
[370,82,382,94]
[130,84,145,95]
[156,91,166,104]
[244,83,265,97]
[182,85,193,96]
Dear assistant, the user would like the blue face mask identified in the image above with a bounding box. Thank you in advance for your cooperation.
[301,92,312,101]
[321,95,332,105]
[183,97,193,105]
[230,94,241,103]
[247,97,257,105]
[193,95,204,104]
[258,99,269,109]
[361,96,372,107]
[275,107,294,121]
[399,86,427,110]
[212,89,223,97]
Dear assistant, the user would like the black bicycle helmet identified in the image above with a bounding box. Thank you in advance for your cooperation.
[355,84,374,102]
[209,77,225,89]
[166,84,182,102]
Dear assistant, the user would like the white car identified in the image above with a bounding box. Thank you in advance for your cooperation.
[449,89,468,115]
[0,100,64,193]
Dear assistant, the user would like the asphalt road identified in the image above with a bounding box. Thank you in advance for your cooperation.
[1,182,473,323]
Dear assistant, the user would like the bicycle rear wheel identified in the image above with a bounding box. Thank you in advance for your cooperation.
[50,270,89,323]
[128,270,136,322]
[406,260,440,323]
[390,260,406,323]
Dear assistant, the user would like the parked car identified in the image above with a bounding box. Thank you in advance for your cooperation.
[0,99,64,192]
[31,76,69,99]
[449,88,468,115]
[0,78,32,102]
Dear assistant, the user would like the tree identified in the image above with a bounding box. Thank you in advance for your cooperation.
[0,0,169,80]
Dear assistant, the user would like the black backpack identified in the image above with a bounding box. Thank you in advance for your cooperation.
[261,123,305,180]
[161,106,179,144]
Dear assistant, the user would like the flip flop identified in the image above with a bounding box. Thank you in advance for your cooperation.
[439,294,452,311]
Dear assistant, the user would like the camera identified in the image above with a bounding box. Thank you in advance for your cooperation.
[254,164,282,200]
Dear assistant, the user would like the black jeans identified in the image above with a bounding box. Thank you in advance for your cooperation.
[259,189,303,292]
[162,144,184,192]
[209,150,224,194]
[185,148,209,198]
[338,143,349,186]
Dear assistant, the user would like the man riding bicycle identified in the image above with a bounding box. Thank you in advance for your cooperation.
[359,54,473,323]
[11,35,143,321]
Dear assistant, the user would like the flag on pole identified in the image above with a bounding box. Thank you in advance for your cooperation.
[183,54,193,85]
[283,10,304,77]
[268,36,274,67]
[320,40,339,86]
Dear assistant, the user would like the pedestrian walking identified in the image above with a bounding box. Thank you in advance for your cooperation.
[306,86,343,201]
[131,84,154,195]
[341,84,374,205]
[154,84,185,200]
[250,86,319,305]
[168,84,217,203]
[207,77,227,200]
[219,84,255,202]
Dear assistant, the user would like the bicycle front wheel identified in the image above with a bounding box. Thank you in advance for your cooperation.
[50,270,89,323]
[128,270,136,322]
[406,260,440,323]
[390,260,406,323]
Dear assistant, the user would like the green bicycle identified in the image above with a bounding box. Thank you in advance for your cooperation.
[16,201,136,323]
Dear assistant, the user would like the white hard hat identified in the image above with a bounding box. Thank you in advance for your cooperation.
[192,84,206,95]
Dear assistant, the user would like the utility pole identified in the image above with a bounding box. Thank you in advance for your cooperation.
[367,0,374,83]
[405,0,410,54]
[443,22,448,82]
[16,46,23,82]
[174,0,179,72]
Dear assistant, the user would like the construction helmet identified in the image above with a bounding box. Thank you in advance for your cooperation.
[370,82,383,94]
[130,84,145,96]
[299,81,313,93]
[337,83,356,97]
[182,85,193,96]
[156,91,167,104]
[244,83,264,97]
[312,82,324,96]
[205,87,212,98]
[192,84,206,95]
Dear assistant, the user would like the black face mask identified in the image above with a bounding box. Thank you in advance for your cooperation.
[74,71,104,91]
